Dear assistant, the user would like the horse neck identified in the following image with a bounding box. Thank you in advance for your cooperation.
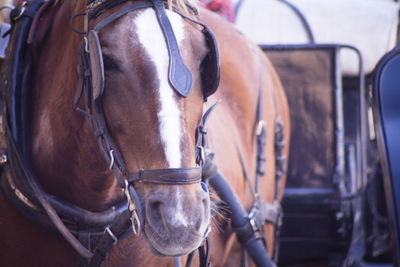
[29,0,121,211]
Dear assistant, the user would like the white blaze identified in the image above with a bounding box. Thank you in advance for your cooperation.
[135,9,185,168]
[175,187,188,226]
[135,10,189,227]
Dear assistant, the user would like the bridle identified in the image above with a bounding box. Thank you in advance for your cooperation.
[74,0,220,237]
[71,0,220,264]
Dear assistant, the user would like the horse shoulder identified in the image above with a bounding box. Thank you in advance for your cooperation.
[200,8,291,265]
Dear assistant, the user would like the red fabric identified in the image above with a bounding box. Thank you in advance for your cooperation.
[15,0,235,22]
[200,0,234,23]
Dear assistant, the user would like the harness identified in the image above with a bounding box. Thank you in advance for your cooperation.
[0,0,285,266]
[198,51,286,267]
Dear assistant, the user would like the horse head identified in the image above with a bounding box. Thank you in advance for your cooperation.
[31,0,219,259]
[85,1,218,256]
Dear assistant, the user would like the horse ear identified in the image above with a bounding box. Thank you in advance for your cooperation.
[88,30,105,100]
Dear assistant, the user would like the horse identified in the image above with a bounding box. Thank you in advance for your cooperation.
[0,0,290,266]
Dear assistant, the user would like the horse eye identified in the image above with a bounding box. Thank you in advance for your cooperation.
[102,54,119,71]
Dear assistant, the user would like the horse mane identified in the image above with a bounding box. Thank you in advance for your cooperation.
[51,0,198,16]
[167,0,198,15]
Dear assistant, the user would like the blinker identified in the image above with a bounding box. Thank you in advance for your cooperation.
[88,30,105,100]
[200,27,220,100]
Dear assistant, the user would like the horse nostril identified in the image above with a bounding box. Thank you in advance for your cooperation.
[147,198,164,228]
[148,199,162,212]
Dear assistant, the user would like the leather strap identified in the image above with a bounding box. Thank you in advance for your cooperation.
[89,0,141,19]
[4,122,93,259]
[195,100,221,166]
[274,118,286,199]
[152,0,192,97]
[93,2,153,32]
[198,237,211,267]
[127,167,202,185]
[88,210,132,267]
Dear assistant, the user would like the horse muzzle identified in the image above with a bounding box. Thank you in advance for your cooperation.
[143,183,211,256]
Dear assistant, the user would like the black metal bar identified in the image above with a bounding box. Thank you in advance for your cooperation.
[278,0,315,44]
[209,171,276,267]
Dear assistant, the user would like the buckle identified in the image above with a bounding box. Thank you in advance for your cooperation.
[247,207,259,232]
[196,146,205,166]
[105,227,118,245]
[108,149,114,170]
[256,120,266,136]
[274,201,283,228]
[0,152,7,165]
[10,1,26,22]
[124,180,142,236]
